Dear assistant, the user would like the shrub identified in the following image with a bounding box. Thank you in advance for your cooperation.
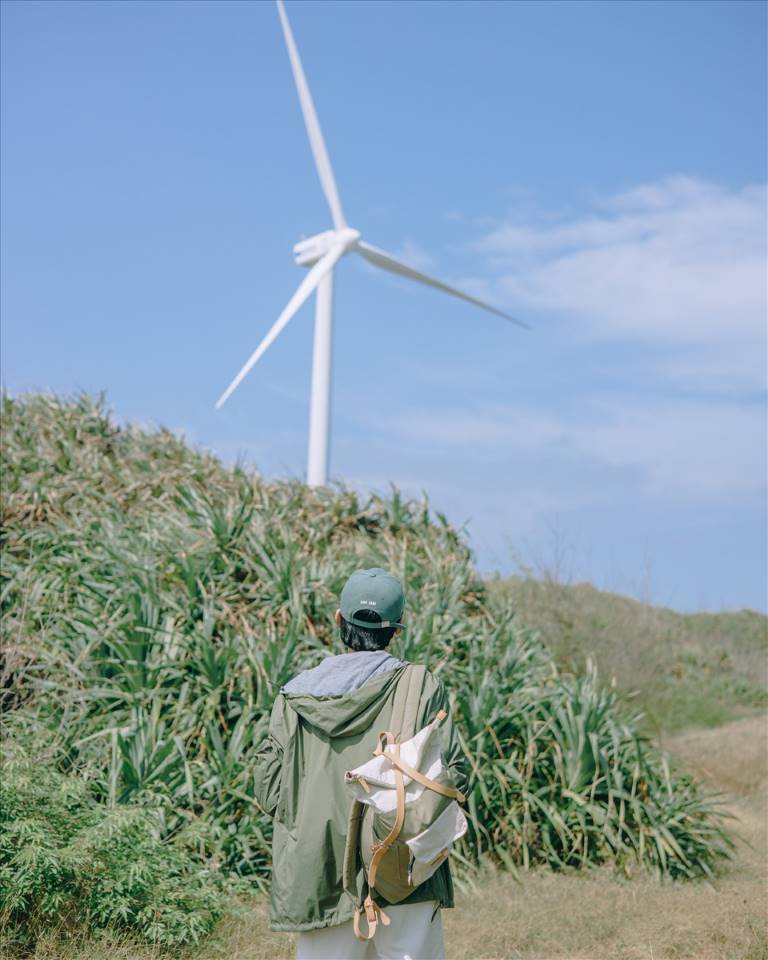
[0,745,224,951]
[0,391,737,924]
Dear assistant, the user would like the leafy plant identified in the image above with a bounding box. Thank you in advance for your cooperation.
[0,744,224,951]
[0,391,739,947]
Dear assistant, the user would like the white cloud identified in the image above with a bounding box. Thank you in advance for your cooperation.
[368,395,765,502]
[574,397,765,499]
[371,406,565,451]
[394,239,437,272]
[473,177,767,390]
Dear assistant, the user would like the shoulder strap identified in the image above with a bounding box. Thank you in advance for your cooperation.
[390,663,426,742]
[342,663,426,920]
[342,664,423,904]
[342,798,365,903]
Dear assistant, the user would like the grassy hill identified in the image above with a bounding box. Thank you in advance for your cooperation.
[13,713,766,960]
[487,576,767,735]
[0,392,757,953]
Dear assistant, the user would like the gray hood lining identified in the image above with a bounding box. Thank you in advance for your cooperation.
[281,650,406,697]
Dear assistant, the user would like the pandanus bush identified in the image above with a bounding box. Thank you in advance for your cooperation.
[0,392,735,945]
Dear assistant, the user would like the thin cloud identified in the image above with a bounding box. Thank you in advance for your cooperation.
[472,177,767,390]
[394,239,437,272]
[368,396,765,502]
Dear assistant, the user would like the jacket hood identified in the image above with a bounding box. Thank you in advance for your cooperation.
[282,663,406,738]
[282,651,406,697]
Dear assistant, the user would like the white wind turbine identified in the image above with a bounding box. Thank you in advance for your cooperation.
[215,0,528,486]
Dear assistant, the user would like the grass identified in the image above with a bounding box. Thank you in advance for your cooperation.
[1,391,763,956]
[488,576,767,735]
[10,714,766,960]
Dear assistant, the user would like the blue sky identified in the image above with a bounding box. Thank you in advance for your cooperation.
[2,0,766,612]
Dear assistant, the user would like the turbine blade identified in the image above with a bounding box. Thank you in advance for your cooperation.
[276,0,347,230]
[215,243,345,410]
[356,240,529,329]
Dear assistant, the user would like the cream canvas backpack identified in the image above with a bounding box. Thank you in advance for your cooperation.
[342,664,468,942]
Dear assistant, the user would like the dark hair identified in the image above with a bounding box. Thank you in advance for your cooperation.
[340,608,397,652]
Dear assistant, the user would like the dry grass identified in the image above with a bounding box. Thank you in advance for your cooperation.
[441,714,768,960]
[19,715,766,960]
[488,576,768,736]
[662,714,768,798]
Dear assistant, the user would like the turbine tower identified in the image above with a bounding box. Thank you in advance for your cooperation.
[216,0,528,486]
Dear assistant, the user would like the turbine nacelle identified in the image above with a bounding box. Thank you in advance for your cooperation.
[215,0,529,486]
[293,227,360,266]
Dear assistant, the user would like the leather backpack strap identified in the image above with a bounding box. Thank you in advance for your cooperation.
[372,709,467,804]
[377,750,466,804]
[367,738,406,892]
[352,664,427,943]
[353,895,391,942]
[353,734,404,943]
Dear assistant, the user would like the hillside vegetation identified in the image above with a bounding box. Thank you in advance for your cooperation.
[0,393,744,951]
[488,576,767,734]
[13,714,766,960]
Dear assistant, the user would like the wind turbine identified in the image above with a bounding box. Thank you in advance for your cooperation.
[216,0,528,486]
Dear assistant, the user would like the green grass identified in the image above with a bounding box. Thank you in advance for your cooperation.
[0,391,752,952]
[7,714,766,960]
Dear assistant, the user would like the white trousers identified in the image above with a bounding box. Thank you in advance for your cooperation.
[295,901,445,960]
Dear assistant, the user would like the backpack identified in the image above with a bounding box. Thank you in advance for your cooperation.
[342,664,468,942]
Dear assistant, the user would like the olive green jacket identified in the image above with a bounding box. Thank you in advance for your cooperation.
[253,662,470,932]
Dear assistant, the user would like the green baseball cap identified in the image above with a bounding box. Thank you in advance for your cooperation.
[339,567,406,630]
